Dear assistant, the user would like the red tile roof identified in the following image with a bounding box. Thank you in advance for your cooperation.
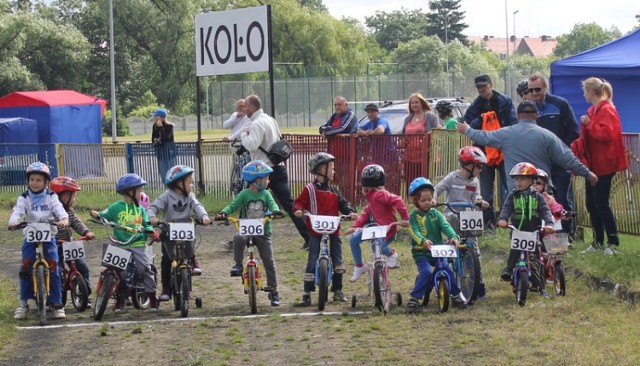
[467,35,557,58]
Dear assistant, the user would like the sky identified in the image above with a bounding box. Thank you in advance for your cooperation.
[322,0,639,37]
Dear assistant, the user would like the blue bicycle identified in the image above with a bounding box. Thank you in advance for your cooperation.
[430,242,461,312]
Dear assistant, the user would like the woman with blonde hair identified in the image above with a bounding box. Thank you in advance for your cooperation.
[401,93,441,184]
[578,77,627,255]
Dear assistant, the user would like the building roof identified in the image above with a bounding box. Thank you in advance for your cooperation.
[467,35,557,58]
[0,90,106,108]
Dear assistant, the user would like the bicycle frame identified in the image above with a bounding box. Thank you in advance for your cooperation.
[508,225,542,306]
[58,236,90,311]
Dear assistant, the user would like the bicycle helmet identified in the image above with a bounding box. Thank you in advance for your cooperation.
[361,164,385,188]
[509,162,537,177]
[435,100,453,115]
[458,146,487,165]
[50,176,81,193]
[165,165,194,187]
[537,168,549,182]
[26,162,51,181]
[408,177,435,196]
[116,173,147,194]
[308,152,335,174]
[516,79,529,97]
[241,160,273,183]
[139,192,150,209]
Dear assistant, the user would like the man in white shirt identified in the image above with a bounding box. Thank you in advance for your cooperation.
[222,99,250,142]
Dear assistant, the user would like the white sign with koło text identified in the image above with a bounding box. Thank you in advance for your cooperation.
[195,6,270,77]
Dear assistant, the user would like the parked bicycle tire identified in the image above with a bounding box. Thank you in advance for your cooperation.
[457,248,481,305]
[373,263,384,311]
[70,275,89,312]
[553,262,566,296]
[437,277,450,313]
[248,265,258,314]
[317,258,329,311]
[36,264,48,326]
[230,163,243,199]
[180,267,190,317]
[516,271,528,306]
[172,269,180,311]
[382,272,392,314]
[94,272,115,321]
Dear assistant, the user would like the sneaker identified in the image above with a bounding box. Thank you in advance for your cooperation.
[333,290,347,302]
[230,264,243,277]
[350,264,369,282]
[86,299,93,309]
[334,263,346,274]
[222,240,234,251]
[386,252,400,269]
[500,269,512,282]
[51,306,66,319]
[539,289,552,299]
[406,297,420,314]
[451,294,467,309]
[159,287,170,302]
[14,305,28,320]
[604,246,619,255]
[268,291,280,307]
[302,241,309,250]
[297,294,311,306]
[192,256,202,276]
[581,242,603,253]
[114,296,126,313]
[148,293,159,312]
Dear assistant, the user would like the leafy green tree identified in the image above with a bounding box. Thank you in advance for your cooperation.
[554,23,622,58]
[426,0,468,46]
[365,8,430,52]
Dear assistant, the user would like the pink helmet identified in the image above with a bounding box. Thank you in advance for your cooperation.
[139,192,150,208]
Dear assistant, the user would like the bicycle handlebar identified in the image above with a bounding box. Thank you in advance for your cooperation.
[90,217,155,246]
[436,200,483,214]
[9,220,59,231]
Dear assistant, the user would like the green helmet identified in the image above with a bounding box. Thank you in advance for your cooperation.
[307,152,335,174]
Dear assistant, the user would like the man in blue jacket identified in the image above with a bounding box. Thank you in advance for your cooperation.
[463,74,517,231]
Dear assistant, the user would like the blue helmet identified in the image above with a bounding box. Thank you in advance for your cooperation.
[116,173,147,194]
[165,165,194,187]
[153,108,167,118]
[242,160,273,183]
[408,177,434,196]
[26,161,52,181]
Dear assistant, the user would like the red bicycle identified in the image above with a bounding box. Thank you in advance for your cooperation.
[540,211,575,296]
[58,237,91,312]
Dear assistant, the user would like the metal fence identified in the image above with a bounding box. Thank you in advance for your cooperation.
[1,131,638,234]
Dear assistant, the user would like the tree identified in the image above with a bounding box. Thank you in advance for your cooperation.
[554,23,622,58]
[365,8,430,52]
[426,0,468,46]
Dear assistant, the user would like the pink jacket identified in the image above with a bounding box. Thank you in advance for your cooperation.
[542,192,564,220]
[353,189,409,239]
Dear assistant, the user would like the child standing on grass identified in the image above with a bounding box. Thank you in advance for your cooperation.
[215,160,284,307]
[90,173,159,312]
[146,165,211,302]
[434,146,490,299]
[9,162,69,320]
[293,153,358,306]
[344,164,409,282]
[49,176,96,307]
[406,177,466,313]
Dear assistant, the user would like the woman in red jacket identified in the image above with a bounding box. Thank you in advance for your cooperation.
[579,77,628,255]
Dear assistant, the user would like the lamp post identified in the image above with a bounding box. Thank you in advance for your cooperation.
[513,10,519,61]
[109,0,117,142]
[444,13,450,96]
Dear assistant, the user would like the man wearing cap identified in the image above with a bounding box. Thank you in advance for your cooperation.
[457,101,598,192]
[151,108,177,180]
[357,103,398,192]
[463,74,517,230]
[357,104,391,136]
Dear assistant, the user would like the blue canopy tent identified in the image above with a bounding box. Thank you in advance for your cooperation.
[550,29,640,133]
[0,118,40,185]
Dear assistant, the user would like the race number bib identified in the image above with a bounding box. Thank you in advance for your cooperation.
[25,223,52,243]
[309,215,340,235]
[459,210,484,231]
[102,245,132,270]
[239,219,264,236]
[510,230,538,252]
[362,226,388,240]
[169,223,195,241]
[431,245,458,258]
[62,241,85,260]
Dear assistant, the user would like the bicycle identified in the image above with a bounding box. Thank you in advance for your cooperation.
[216,213,281,314]
[506,224,544,306]
[540,211,575,296]
[10,221,57,325]
[229,140,251,199]
[156,220,204,317]
[91,217,157,320]
[302,212,350,311]
[58,236,91,312]
[350,222,402,314]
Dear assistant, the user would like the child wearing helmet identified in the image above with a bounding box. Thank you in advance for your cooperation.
[434,146,490,299]
[292,153,358,306]
[497,162,554,294]
[516,79,530,100]
[146,165,211,302]
[215,160,284,306]
[9,162,69,320]
[533,169,564,224]
[435,100,458,130]
[50,176,97,307]
[90,173,159,312]
[344,164,410,282]
[406,177,466,313]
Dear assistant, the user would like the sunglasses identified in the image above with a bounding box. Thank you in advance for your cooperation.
[528,87,543,93]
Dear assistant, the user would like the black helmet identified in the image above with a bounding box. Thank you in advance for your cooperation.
[308,152,335,174]
[435,100,453,115]
[516,79,529,96]
[361,164,385,188]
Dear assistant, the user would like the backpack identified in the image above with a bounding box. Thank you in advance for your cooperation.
[481,111,504,167]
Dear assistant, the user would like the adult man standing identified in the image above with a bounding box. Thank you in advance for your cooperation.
[357,104,398,193]
[240,95,310,249]
[319,97,358,187]
[463,74,517,230]
[222,99,250,142]
[527,73,581,233]
[456,101,598,192]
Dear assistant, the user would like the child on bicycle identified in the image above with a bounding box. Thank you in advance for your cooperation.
[533,169,565,224]
[497,163,554,294]
[90,173,159,312]
[293,153,358,306]
[344,164,409,282]
[215,160,284,307]
[9,162,69,320]
[434,146,490,299]
[146,165,211,302]
[50,176,96,307]
[406,177,466,313]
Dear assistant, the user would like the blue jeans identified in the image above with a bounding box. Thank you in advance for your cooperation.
[21,240,62,305]
[349,230,394,266]
[479,163,507,226]
[410,256,460,300]
[552,173,574,233]
[304,235,343,293]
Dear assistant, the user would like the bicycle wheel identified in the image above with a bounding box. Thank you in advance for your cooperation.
[172,269,180,311]
[70,274,89,312]
[94,272,115,321]
[382,267,392,314]
[36,264,48,326]
[373,263,384,311]
[437,277,450,313]
[131,288,150,310]
[317,258,329,311]
[247,265,258,314]
[179,267,190,317]
[516,270,528,307]
[456,249,481,305]
[61,270,68,307]
[553,262,566,296]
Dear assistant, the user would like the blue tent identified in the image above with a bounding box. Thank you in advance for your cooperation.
[0,117,38,144]
[550,29,640,133]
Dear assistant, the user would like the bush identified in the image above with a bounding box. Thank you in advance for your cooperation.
[102,109,130,137]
